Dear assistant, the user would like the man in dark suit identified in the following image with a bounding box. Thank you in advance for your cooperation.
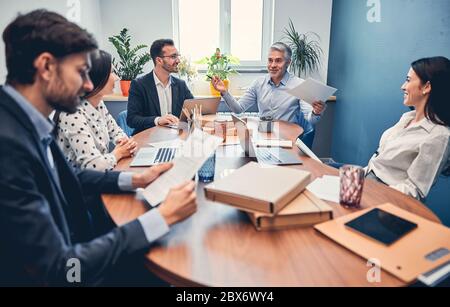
[0,10,197,286]
[127,39,193,135]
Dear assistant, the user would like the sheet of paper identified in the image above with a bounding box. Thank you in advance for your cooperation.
[306,176,340,203]
[142,129,223,206]
[295,138,322,162]
[284,78,337,104]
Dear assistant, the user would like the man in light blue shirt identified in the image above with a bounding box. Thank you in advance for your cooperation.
[212,42,326,138]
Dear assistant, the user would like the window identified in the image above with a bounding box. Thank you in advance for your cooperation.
[173,0,274,69]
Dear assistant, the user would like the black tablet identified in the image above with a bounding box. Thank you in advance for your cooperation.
[345,208,418,245]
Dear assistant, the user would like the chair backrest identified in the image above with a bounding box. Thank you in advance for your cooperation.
[443,165,450,177]
[442,151,450,177]
[117,110,134,137]
[298,128,315,149]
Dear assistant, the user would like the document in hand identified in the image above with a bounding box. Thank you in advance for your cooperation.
[284,78,337,104]
[142,129,223,207]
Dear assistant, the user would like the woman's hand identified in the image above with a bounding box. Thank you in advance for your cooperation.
[112,138,137,161]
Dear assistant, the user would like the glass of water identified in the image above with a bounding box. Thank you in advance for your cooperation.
[198,152,216,183]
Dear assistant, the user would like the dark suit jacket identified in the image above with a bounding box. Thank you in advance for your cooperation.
[0,87,150,286]
[126,71,194,135]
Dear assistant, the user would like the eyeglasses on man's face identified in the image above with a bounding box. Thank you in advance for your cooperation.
[160,53,181,60]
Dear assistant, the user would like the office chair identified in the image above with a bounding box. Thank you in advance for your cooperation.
[298,128,315,149]
[117,110,134,137]
[443,164,450,177]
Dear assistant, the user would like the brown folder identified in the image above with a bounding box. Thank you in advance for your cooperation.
[204,162,311,215]
[247,190,333,231]
[314,203,450,283]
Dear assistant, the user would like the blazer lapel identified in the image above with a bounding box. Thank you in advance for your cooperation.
[147,72,161,116]
[34,136,70,209]
[51,141,93,241]
[0,88,73,241]
[171,78,181,117]
[0,88,69,207]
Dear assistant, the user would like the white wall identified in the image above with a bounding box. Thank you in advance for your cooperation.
[0,0,102,83]
[273,0,333,82]
[0,0,333,92]
[99,0,173,75]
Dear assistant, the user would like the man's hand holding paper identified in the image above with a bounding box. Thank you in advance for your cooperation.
[284,78,337,106]
[142,129,223,207]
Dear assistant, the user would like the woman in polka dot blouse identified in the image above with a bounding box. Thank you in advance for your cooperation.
[57,50,137,171]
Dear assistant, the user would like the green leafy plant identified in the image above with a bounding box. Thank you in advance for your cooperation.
[283,19,323,77]
[196,48,240,81]
[108,28,151,80]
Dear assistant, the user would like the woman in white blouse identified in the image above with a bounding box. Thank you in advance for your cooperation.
[366,56,450,200]
[57,50,137,171]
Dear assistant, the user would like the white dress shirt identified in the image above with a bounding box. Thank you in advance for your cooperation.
[153,71,173,125]
[367,111,450,199]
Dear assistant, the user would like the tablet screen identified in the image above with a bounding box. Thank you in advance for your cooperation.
[345,208,418,245]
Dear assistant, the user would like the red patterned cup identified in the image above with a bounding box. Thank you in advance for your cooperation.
[339,165,365,208]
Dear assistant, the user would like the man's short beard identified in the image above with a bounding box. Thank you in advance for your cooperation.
[47,96,81,114]
[163,63,178,73]
[44,69,83,114]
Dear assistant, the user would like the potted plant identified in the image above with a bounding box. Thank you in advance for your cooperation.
[196,48,240,96]
[177,56,198,92]
[108,28,151,96]
[283,19,323,77]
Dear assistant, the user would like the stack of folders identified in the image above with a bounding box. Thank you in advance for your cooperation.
[248,190,333,231]
[204,162,333,231]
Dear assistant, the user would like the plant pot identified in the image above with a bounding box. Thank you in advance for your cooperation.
[210,79,229,97]
[120,80,132,97]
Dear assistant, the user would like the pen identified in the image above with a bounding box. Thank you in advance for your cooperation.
[182,107,191,120]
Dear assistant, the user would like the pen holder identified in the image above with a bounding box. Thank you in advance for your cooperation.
[184,119,193,135]
[214,119,228,143]
[258,116,274,133]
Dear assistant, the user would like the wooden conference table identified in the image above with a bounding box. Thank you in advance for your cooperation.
[102,116,440,287]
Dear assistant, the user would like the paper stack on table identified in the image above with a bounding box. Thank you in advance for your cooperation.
[142,129,223,207]
[306,175,340,203]
[284,78,337,104]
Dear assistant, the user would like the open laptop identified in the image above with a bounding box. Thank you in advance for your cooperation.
[163,97,221,129]
[179,97,221,122]
[130,143,180,167]
[231,114,302,165]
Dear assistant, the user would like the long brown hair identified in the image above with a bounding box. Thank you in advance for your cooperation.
[83,50,112,99]
[411,57,450,127]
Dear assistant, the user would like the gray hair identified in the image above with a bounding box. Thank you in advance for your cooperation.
[270,42,292,62]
